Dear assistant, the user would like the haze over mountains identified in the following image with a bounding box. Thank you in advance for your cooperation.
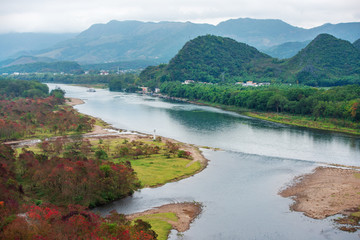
[0,33,77,61]
[1,18,360,66]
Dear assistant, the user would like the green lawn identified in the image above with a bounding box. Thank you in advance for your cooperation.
[134,212,178,240]
[129,155,201,187]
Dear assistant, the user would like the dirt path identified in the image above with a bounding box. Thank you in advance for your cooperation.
[126,203,202,232]
[280,166,360,219]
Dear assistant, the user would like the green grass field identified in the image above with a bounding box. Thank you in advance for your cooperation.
[130,155,200,187]
[134,212,178,240]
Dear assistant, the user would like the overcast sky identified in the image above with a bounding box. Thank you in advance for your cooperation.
[0,0,359,33]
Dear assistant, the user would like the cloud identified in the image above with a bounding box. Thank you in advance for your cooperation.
[0,0,359,33]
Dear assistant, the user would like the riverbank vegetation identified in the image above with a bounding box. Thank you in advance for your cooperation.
[0,78,204,239]
[0,84,94,141]
[27,136,201,188]
[0,137,158,239]
[160,82,360,134]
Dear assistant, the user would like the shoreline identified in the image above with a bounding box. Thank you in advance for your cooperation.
[280,166,360,230]
[65,97,85,106]
[126,202,202,233]
[66,97,209,183]
[66,97,207,236]
[154,94,360,136]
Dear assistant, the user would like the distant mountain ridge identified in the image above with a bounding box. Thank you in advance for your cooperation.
[262,41,311,59]
[6,18,359,64]
[0,33,77,61]
[0,61,83,74]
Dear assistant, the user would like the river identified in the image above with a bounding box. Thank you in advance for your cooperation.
[48,84,360,240]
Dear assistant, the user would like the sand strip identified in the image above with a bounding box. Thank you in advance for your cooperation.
[65,97,85,106]
[280,166,360,219]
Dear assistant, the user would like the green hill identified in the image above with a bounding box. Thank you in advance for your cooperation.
[354,39,360,50]
[167,35,272,81]
[285,34,360,85]
[140,34,360,87]
[140,35,280,84]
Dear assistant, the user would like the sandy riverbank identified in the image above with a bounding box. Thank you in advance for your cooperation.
[126,203,202,232]
[65,97,85,106]
[280,166,360,219]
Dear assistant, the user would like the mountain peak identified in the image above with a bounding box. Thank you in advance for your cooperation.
[287,33,360,81]
[165,35,271,82]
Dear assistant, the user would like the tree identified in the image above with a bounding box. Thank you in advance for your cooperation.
[267,94,288,112]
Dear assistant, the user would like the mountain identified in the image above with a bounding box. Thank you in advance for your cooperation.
[0,33,77,61]
[308,22,360,43]
[140,35,278,84]
[354,39,360,50]
[0,56,56,68]
[262,41,310,59]
[216,18,306,47]
[140,34,360,87]
[167,35,272,81]
[24,18,360,64]
[35,21,215,63]
[285,34,360,85]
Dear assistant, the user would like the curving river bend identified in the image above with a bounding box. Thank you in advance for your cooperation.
[49,84,360,240]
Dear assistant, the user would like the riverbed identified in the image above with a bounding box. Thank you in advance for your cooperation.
[48,84,360,240]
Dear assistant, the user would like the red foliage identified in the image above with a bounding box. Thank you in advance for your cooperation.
[1,204,157,240]
[0,96,94,140]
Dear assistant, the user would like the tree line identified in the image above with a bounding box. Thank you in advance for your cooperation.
[160,82,360,122]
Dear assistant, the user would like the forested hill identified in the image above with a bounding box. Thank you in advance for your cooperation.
[354,39,360,50]
[285,34,360,85]
[167,35,272,82]
[140,34,360,87]
[140,35,281,86]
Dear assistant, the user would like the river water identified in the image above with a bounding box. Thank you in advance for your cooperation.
[48,84,360,240]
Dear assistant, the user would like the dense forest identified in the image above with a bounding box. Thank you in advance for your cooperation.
[0,79,49,98]
[160,82,360,125]
[140,34,360,87]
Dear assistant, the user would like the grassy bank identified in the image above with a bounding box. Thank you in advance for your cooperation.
[245,112,360,135]
[184,99,360,136]
[134,213,177,240]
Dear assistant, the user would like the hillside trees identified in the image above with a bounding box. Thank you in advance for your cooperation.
[0,96,94,140]
[0,79,49,98]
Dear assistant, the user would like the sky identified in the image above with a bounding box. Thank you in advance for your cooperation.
[0,0,359,33]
